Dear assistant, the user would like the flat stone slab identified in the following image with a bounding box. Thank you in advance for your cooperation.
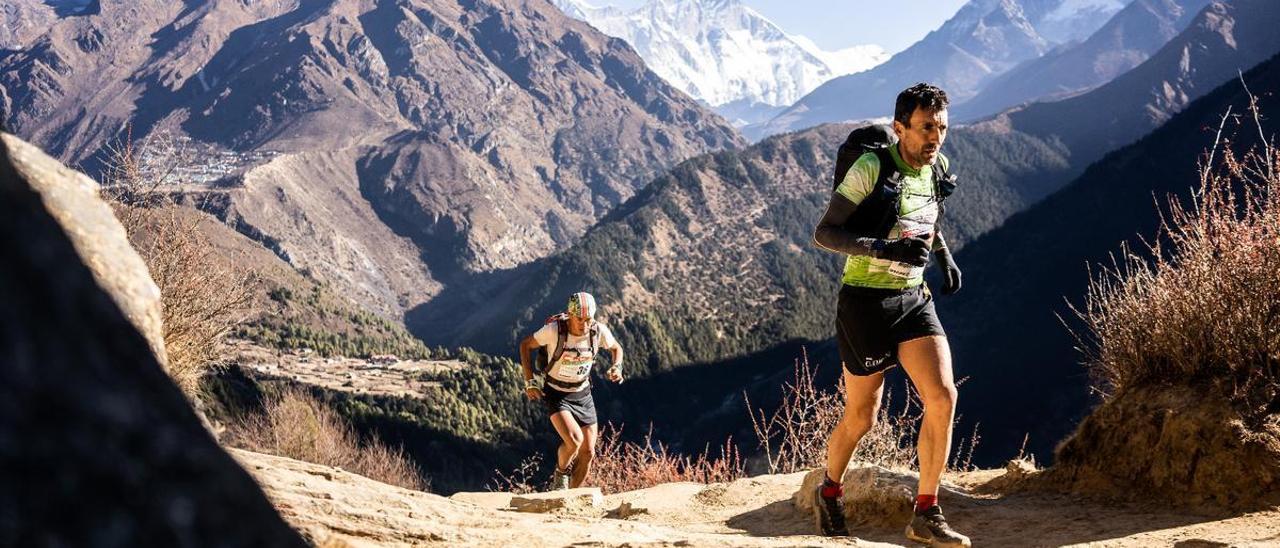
[509,488,604,513]
[449,491,514,509]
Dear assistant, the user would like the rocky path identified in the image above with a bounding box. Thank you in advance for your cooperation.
[236,449,1280,547]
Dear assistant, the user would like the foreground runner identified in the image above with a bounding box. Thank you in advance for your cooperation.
[811,83,969,546]
[518,292,624,490]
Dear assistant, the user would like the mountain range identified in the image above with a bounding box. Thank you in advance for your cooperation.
[756,0,1125,137]
[954,0,1213,121]
[0,0,742,318]
[551,0,888,126]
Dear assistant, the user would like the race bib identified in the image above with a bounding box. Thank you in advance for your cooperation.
[884,202,938,280]
[549,344,595,384]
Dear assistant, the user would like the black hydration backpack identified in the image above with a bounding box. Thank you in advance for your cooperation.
[831,124,958,238]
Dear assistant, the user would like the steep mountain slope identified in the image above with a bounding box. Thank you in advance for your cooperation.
[955,0,1212,121]
[757,0,1123,137]
[552,0,887,125]
[0,0,742,317]
[993,0,1280,166]
[411,123,1072,377]
[938,50,1280,462]
[0,1,57,50]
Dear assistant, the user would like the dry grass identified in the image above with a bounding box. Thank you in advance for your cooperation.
[488,425,743,495]
[1070,100,1280,414]
[747,351,977,474]
[100,130,257,398]
[228,388,428,491]
[589,424,743,494]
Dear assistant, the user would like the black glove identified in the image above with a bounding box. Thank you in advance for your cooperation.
[876,237,931,267]
[934,245,962,295]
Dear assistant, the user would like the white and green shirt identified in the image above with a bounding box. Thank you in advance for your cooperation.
[835,145,948,289]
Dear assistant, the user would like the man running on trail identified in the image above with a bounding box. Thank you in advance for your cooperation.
[811,83,969,546]
[518,292,624,490]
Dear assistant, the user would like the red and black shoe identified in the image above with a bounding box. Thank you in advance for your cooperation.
[905,505,970,547]
[814,484,849,537]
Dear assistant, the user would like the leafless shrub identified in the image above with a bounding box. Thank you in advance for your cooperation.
[589,424,743,494]
[1069,95,1280,412]
[747,351,978,474]
[228,387,428,491]
[100,128,257,397]
[487,454,544,494]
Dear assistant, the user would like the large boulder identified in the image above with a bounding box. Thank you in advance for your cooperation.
[0,132,166,365]
[1047,385,1280,510]
[793,465,916,529]
[0,136,304,545]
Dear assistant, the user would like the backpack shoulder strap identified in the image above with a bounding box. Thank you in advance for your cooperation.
[870,147,898,192]
[931,153,957,204]
[588,324,599,356]
[550,318,568,365]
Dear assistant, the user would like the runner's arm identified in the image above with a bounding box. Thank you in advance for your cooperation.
[931,230,963,295]
[518,335,540,382]
[607,343,623,369]
[600,326,624,382]
[813,192,882,256]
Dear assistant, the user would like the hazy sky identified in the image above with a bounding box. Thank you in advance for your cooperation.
[598,0,970,54]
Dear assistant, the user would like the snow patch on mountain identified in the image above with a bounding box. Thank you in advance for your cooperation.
[552,0,888,110]
[1038,0,1127,43]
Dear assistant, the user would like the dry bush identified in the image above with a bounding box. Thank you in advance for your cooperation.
[1071,100,1280,412]
[589,424,743,494]
[228,387,427,491]
[100,130,257,397]
[747,351,977,474]
[487,454,544,494]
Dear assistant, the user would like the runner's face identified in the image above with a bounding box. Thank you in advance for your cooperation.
[894,107,948,169]
[566,315,587,336]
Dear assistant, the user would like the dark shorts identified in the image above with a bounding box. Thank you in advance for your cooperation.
[542,385,598,426]
[835,284,946,376]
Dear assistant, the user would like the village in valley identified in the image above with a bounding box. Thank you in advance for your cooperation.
[230,339,466,400]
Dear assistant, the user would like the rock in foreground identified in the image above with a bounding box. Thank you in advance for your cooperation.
[0,132,302,546]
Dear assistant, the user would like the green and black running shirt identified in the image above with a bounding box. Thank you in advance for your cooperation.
[834,144,949,290]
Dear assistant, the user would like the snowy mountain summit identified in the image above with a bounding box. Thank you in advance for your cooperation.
[554,0,888,125]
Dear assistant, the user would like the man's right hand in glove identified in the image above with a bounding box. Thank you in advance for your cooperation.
[874,236,931,266]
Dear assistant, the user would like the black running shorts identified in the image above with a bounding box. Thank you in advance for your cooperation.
[542,386,598,426]
[835,284,946,376]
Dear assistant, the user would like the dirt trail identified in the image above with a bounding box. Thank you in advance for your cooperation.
[236,449,1280,547]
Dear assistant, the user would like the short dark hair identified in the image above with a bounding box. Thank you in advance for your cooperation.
[895,83,949,127]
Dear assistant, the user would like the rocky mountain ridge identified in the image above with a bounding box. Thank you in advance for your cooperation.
[0,0,743,318]
[756,0,1123,137]
[955,0,1213,121]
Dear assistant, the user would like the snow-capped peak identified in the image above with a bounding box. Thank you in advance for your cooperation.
[553,0,888,112]
[1044,0,1127,22]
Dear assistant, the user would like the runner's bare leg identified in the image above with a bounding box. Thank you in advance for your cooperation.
[824,369,886,482]
[571,423,599,487]
[897,335,956,496]
[550,411,584,472]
